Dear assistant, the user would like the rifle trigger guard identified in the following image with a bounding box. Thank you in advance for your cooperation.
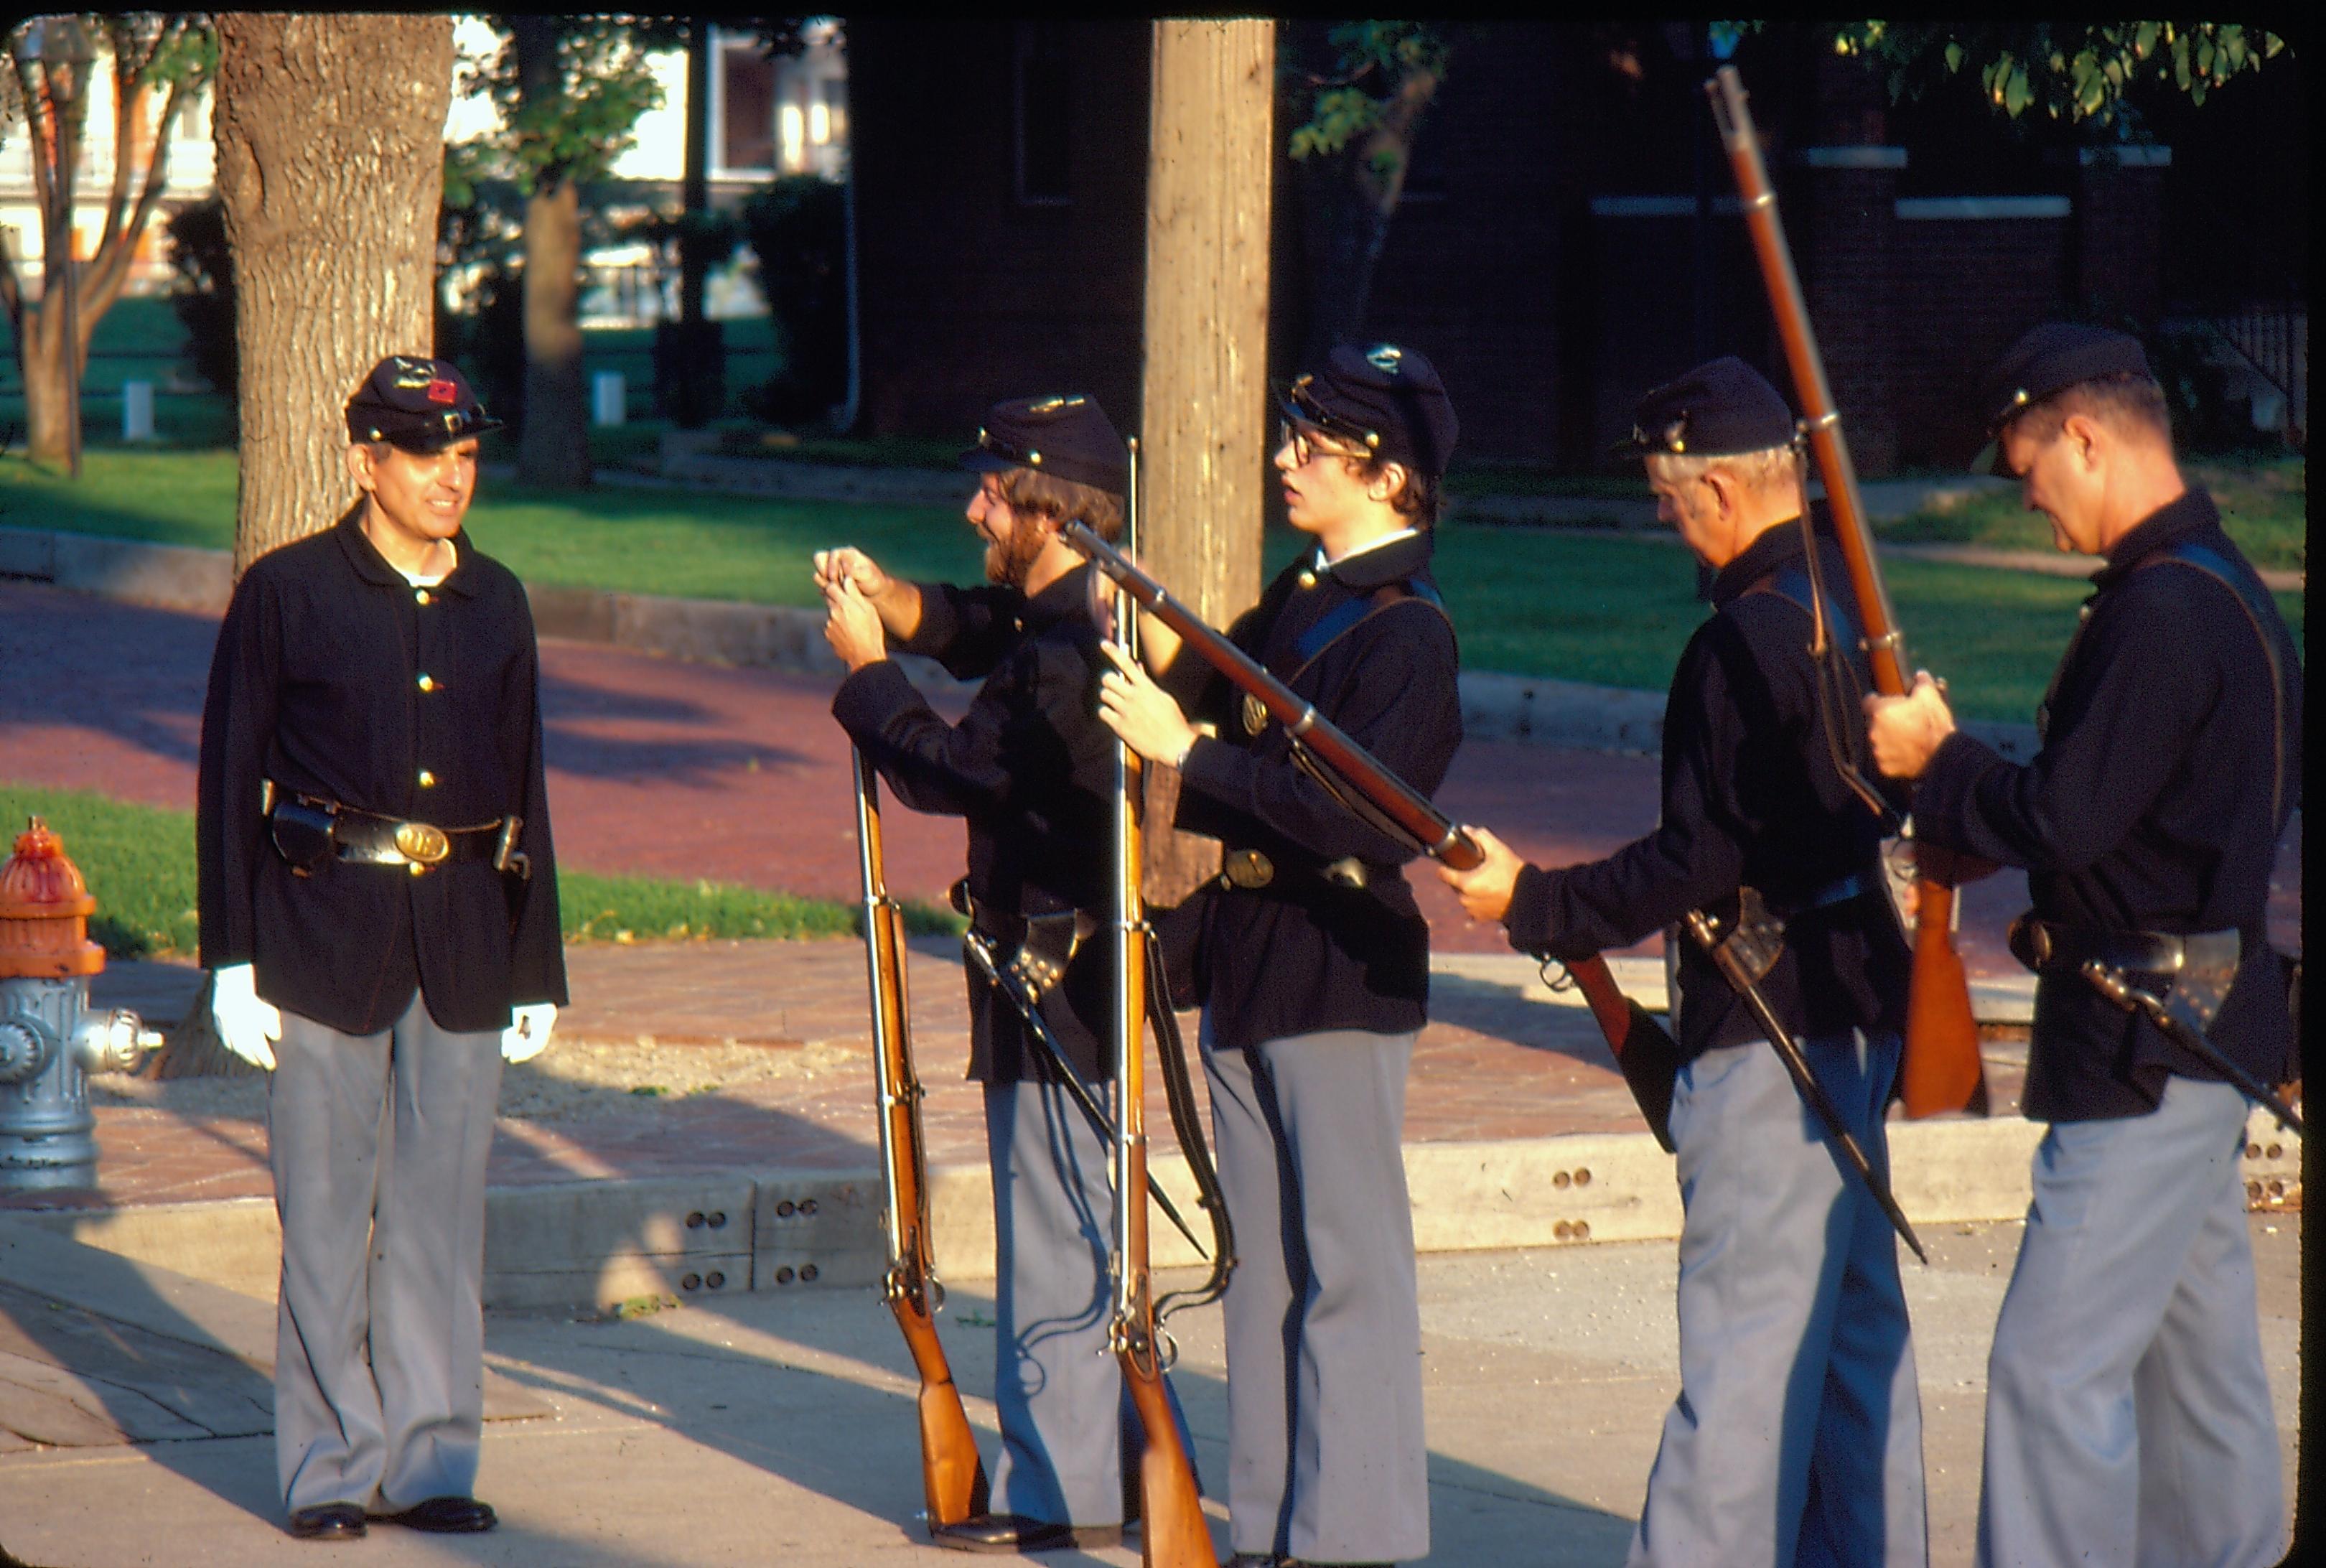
[1537,956,1578,995]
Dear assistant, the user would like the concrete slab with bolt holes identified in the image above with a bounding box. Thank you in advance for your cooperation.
[2,1109,2298,1312]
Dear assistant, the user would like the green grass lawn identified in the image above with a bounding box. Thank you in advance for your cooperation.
[0,784,956,961]
[0,449,2300,722]
[1877,457,2305,572]
[1432,522,2301,722]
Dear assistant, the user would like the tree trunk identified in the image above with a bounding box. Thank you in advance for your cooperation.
[518,179,592,486]
[213,14,452,576]
[1139,20,1276,907]
[15,299,83,469]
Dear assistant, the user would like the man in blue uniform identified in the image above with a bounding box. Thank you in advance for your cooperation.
[1440,358,1927,1567]
[1098,342,1463,1568]
[1867,323,2296,1567]
[197,356,565,1541]
[821,393,1193,1554]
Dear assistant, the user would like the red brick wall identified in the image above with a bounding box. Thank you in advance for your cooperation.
[851,19,1151,441]
[846,24,2165,476]
[1799,160,1902,474]
[1890,213,2073,468]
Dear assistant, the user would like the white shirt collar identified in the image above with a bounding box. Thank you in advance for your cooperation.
[1314,527,1421,571]
[395,539,457,588]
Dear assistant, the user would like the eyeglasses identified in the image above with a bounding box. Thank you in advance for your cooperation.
[1279,419,1366,468]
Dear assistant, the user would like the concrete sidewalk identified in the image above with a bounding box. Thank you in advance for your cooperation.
[0,1216,2299,1567]
[2,935,2299,1323]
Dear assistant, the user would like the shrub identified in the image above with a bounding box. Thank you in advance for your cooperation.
[164,199,237,413]
[739,176,848,428]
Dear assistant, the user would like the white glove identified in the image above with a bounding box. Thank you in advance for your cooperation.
[210,963,281,1071]
[503,1002,557,1063]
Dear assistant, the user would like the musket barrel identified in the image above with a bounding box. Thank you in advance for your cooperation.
[1704,63,1986,1121]
[852,750,910,1269]
[1706,65,1910,696]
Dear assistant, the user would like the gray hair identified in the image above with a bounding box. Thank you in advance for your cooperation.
[1645,443,1802,500]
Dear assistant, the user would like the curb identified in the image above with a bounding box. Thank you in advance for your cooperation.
[0,522,2044,760]
[9,1110,2299,1312]
[9,956,2300,1310]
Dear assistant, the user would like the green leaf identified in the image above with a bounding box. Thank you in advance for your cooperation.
[2133,21,2158,59]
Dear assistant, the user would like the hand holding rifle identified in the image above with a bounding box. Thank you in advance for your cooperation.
[1437,826,1526,924]
[1097,641,1201,769]
[1864,671,1959,781]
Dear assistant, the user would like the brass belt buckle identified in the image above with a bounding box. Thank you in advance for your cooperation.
[1223,849,1274,889]
[394,821,452,865]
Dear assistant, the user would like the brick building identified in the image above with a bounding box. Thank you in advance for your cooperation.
[847,22,2298,472]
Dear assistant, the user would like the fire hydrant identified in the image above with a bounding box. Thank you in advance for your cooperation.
[0,816,163,1190]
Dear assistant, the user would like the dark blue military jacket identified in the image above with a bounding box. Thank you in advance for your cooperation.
[1912,489,2301,1121]
[831,566,1118,1084]
[1168,530,1464,1051]
[1503,518,1909,1059]
[197,508,566,1035]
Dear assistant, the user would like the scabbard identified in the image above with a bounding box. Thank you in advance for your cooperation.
[2080,960,2303,1134]
[961,929,1210,1257]
[1683,910,1929,1265]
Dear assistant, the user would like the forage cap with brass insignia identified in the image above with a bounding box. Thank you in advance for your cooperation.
[960,393,1129,495]
[345,355,504,452]
[1971,322,2154,473]
[1283,341,1459,477]
[1619,355,1795,460]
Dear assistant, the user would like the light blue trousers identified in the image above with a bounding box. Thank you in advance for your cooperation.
[268,991,503,1515]
[1204,1028,1429,1565]
[982,1078,1193,1527]
[1976,1075,2284,1568]
[1630,1030,1928,1567]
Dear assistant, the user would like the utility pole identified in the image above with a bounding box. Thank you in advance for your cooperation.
[1136,19,1276,905]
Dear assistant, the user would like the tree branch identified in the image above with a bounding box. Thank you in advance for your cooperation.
[85,72,187,320]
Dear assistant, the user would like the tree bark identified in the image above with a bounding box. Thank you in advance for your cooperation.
[213,14,452,575]
[1139,20,1276,907]
[518,181,592,485]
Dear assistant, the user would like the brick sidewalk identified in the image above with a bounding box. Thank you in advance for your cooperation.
[20,941,2035,1218]
[0,578,2287,1218]
[12,577,2220,969]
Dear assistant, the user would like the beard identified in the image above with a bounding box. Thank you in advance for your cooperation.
[983,517,1047,588]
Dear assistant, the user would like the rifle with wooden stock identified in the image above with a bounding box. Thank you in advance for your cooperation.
[1706,65,1989,1119]
[851,748,990,1531]
[1058,518,1682,1149]
[1105,439,1218,1568]
[1060,522,1930,1258]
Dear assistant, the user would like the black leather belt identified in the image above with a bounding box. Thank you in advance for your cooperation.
[949,879,1097,1001]
[2009,915,2242,979]
[330,813,504,867]
[266,784,526,878]
[1218,847,1376,893]
[1768,872,1873,920]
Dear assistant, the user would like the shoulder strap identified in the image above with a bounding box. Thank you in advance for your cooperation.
[2139,540,2292,825]
[1742,546,1896,828]
[1746,560,1862,653]
[1276,577,1455,688]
